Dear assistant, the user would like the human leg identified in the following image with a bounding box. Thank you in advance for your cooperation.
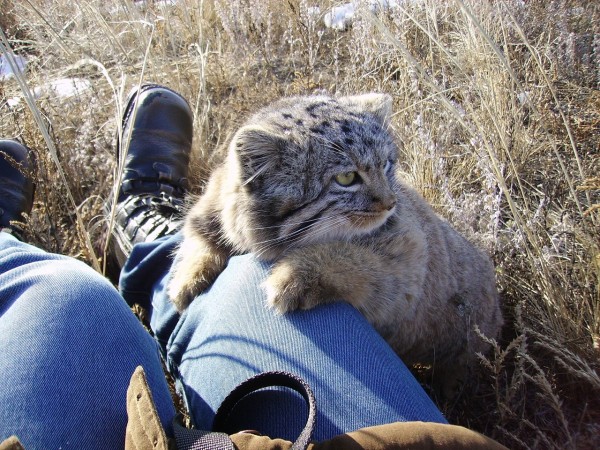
[121,233,447,442]
[0,231,176,449]
[0,139,176,449]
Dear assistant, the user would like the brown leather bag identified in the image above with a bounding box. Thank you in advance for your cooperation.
[125,366,508,450]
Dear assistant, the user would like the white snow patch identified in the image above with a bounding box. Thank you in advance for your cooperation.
[32,78,92,99]
[323,0,405,30]
[0,53,27,80]
[324,3,356,31]
[7,77,92,107]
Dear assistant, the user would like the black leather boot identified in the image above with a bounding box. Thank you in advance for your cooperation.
[108,84,193,266]
[0,139,35,240]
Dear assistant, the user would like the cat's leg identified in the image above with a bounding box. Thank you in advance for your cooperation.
[168,231,228,311]
[265,241,408,323]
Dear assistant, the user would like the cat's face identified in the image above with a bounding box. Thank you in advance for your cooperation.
[229,94,399,258]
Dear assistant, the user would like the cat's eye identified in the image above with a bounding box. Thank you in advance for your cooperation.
[334,171,359,187]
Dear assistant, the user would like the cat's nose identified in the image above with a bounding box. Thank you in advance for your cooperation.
[384,198,397,211]
[372,194,397,212]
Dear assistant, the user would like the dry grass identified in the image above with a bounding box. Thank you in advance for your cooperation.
[1,0,598,448]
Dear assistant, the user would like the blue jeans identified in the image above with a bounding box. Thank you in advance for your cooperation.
[0,231,445,449]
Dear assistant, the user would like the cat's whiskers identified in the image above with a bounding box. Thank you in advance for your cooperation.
[253,222,326,257]
[254,213,348,258]
[251,218,320,256]
[279,214,350,254]
[246,214,326,232]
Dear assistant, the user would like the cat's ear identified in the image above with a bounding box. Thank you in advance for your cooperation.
[339,93,393,126]
[231,125,285,185]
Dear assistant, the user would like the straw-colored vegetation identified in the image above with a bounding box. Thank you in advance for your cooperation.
[1,0,598,448]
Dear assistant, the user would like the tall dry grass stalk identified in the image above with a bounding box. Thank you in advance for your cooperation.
[1,0,598,448]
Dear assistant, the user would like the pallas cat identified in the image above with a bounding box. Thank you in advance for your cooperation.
[168,93,502,387]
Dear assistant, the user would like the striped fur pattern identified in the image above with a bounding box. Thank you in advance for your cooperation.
[169,93,502,392]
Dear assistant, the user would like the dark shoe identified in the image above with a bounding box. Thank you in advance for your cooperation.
[0,139,35,240]
[108,84,193,266]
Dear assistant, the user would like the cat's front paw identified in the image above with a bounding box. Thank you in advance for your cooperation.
[264,260,323,314]
[168,252,225,312]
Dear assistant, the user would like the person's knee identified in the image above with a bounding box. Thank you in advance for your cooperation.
[25,257,127,320]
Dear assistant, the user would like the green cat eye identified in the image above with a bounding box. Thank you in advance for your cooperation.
[335,171,358,186]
